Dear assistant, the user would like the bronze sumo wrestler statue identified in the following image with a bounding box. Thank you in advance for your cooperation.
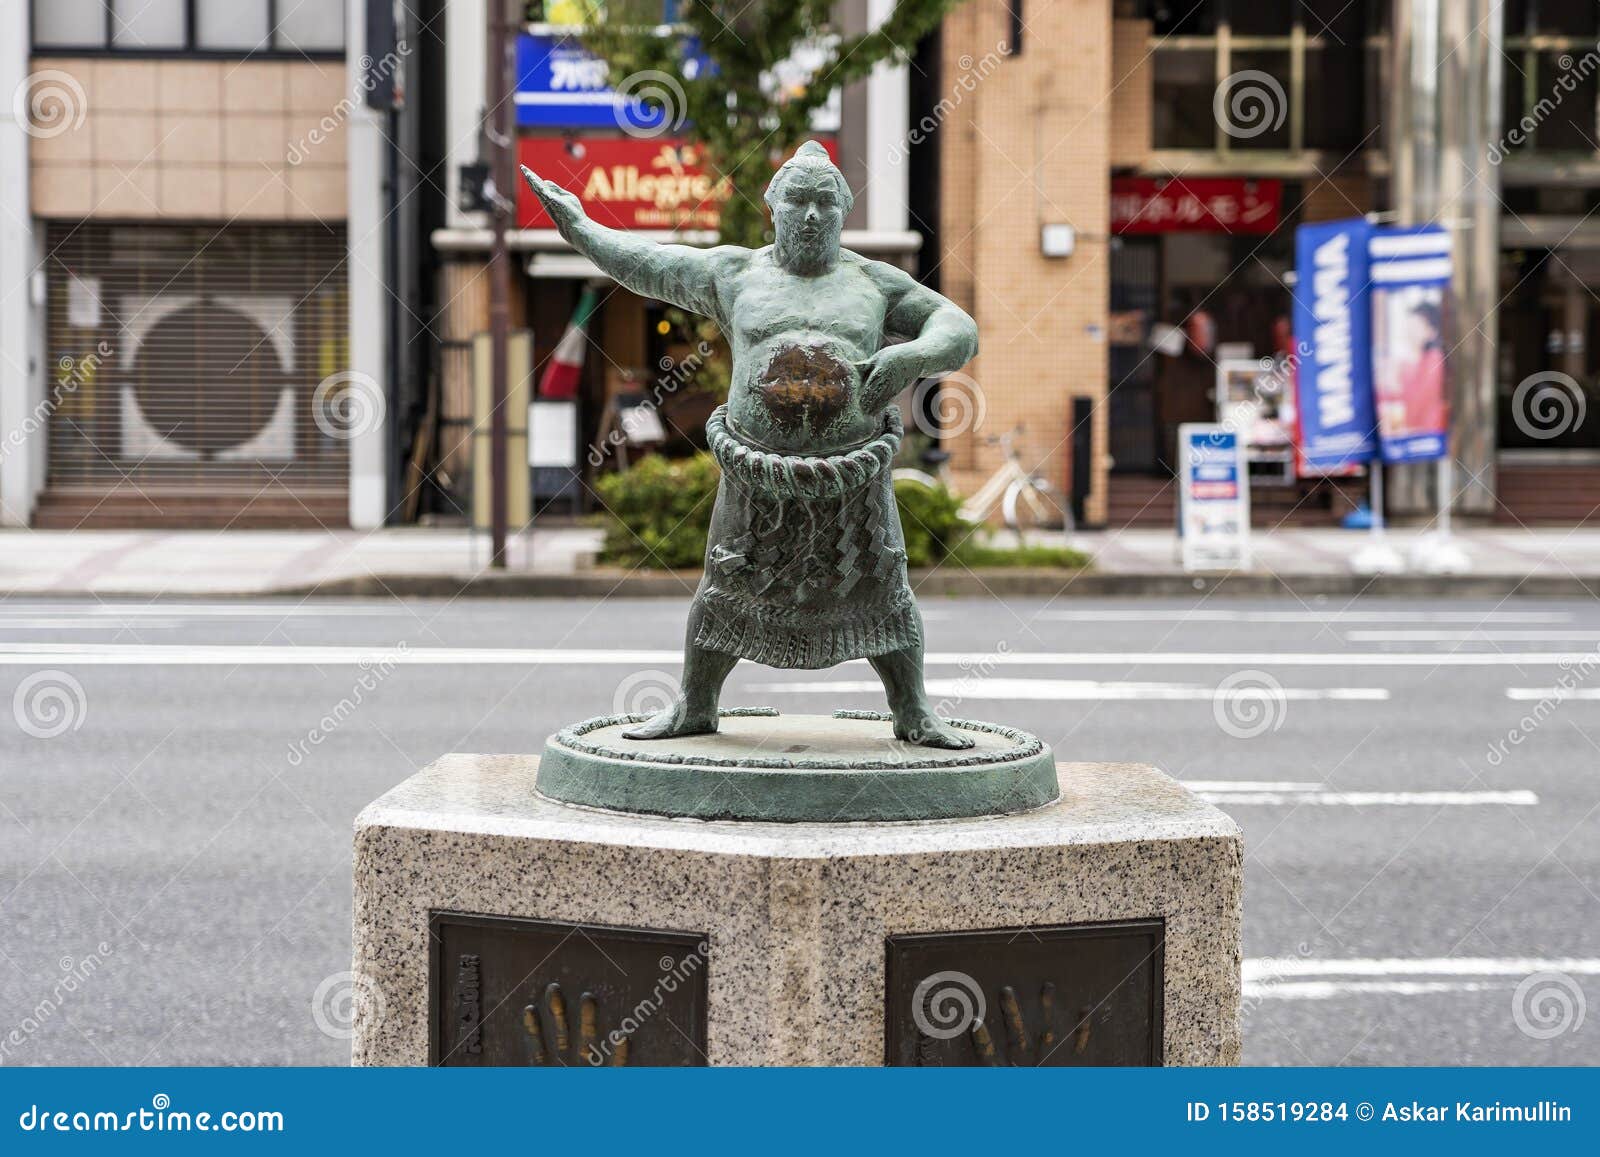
[522,142,979,749]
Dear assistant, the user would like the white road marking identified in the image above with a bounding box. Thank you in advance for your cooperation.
[1182,781,1325,793]
[2,644,1596,667]
[1349,629,1600,642]
[1244,956,1600,997]
[1,604,1571,624]
[749,678,1390,701]
[1204,790,1537,807]
[0,604,401,618]
[1247,980,1504,999]
[1507,688,1600,700]
[1247,957,1600,978]
[1035,610,1573,624]
[0,619,186,630]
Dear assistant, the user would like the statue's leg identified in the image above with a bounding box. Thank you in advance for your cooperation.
[868,645,975,750]
[622,604,738,740]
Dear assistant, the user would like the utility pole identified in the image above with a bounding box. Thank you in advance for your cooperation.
[486,0,514,568]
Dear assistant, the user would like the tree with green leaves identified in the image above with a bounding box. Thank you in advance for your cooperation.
[572,0,961,248]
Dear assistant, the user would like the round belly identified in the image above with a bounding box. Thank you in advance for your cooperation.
[731,339,874,451]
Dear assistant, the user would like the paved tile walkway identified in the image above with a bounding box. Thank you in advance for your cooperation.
[0,526,603,595]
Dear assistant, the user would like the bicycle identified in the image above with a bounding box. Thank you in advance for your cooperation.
[892,427,1071,532]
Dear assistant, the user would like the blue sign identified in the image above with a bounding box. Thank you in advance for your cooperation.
[1179,424,1250,571]
[1369,225,1452,464]
[514,32,702,131]
[1292,218,1378,470]
[1186,429,1242,501]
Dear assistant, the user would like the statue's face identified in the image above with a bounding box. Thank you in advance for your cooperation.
[769,165,845,269]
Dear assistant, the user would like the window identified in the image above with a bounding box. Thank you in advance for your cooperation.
[1146,0,1369,155]
[31,0,345,55]
[32,2,104,48]
[1501,0,1600,157]
[112,0,186,49]
[196,0,271,50]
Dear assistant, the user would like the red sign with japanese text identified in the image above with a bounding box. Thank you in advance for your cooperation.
[1111,178,1281,235]
[517,137,838,232]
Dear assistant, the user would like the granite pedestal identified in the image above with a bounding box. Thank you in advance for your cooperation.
[351,754,1242,1066]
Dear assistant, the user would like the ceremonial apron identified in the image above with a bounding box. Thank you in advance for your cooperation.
[693,404,921,669]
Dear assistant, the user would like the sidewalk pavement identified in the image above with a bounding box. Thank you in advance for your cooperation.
[2,524,1599,597]
[1071,525,1600,578]
[0,526,603,596]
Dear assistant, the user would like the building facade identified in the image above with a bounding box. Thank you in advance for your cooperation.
[934,0,1600,527]
[422,1,924,524]
[0,0,396,529]
[18,4,1584,531]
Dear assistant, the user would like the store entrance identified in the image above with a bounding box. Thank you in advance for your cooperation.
[1499,247,1600,453]
[1496,246,1600,523]
[1108,236,1161,474]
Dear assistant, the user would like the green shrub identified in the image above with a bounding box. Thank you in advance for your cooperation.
[893,478,974,567]
[951,541,1092,569]
[597,463,1093,571]
[595,453,719,569]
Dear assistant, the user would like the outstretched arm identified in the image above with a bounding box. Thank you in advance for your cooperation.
[521,166,744,326]
[857,261,980,412]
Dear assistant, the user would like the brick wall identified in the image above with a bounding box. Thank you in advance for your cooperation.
[939,0,1113,525]
[27,58,348,220]
[1109,18,1152,170]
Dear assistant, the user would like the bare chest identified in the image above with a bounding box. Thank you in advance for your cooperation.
[729,265,886,354]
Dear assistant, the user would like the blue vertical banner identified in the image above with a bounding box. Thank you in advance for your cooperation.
[1292,218,1378,470]
[1368,225,1452,463]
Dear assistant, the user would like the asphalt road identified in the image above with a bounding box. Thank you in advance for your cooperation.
[1,595,1597,1067]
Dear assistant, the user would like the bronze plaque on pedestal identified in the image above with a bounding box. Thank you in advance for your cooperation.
[884,919,1165,1066]
[429,912,709,1066]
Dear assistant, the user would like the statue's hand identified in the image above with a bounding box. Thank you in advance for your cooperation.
[858,343,923,407]
[519,166,584,235]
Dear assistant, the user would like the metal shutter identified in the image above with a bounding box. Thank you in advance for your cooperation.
[43,221,350,493]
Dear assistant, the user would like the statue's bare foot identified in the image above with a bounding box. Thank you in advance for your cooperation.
[622,701,718,740]
[894,714,975,750]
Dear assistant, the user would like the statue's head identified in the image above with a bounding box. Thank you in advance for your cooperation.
[765,140,851,273]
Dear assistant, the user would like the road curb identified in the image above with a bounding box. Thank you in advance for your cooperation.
[262,568,1600,600]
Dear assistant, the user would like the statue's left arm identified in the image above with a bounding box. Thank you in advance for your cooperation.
[858,261,980,412]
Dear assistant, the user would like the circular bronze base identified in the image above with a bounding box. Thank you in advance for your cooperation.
[537,709,1058,823]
